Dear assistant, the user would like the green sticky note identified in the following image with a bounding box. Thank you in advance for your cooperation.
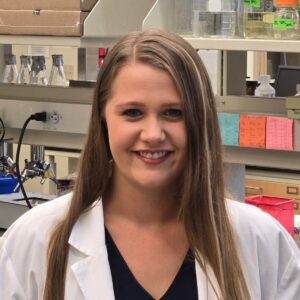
[218,113,240,146]
[244,0,260,8]
[273,19,294,29]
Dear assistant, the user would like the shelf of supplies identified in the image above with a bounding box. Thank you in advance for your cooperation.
[184,37,300,53]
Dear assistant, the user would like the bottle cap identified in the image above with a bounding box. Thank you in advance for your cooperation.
[20,55,31,66]
[98,48,106,56]
[5,54,16,65]
[259,75,270,84]
[52,54,64,66]
[275,0,298,6]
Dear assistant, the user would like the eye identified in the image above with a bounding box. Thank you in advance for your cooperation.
[164,109,183,119]
[122,109,143,118]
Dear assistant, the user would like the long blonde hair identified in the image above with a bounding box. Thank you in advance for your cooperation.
[44,29,250,300]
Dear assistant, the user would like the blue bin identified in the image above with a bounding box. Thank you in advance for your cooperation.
[0,175,19,194]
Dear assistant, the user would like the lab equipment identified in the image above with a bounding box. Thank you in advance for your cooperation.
[16,55,31,84]
[48,54,68,86]
[1,54,18,83]
[29,56,48,85]
[255,75,276,97]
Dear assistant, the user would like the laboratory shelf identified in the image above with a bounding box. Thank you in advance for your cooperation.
[0,84,93,104]
[185,37,300,53]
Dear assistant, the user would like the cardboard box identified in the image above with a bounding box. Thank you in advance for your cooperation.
[245,178,300,214]
[0,10,88,36]
[0,0,98,11]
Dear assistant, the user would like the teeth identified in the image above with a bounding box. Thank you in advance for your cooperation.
[139,151,167,159]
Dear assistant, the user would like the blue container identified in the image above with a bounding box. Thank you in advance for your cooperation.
[0,175,19,194]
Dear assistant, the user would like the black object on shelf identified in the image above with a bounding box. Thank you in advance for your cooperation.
[69,80,96,88]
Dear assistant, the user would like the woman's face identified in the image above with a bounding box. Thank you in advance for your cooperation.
[104,62,187,192]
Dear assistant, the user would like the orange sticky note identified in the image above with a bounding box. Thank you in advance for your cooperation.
[266,116,294,151]
[239,115,266,148]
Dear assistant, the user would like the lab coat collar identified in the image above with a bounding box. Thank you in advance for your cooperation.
[67,199,220,300]
[68,199,115,300]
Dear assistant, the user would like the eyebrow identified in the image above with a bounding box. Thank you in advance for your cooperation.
[115,101,182,109]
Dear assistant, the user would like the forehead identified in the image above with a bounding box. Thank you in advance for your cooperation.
[108,62,181,105]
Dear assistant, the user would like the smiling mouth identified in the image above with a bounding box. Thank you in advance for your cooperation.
[135,151,172,160]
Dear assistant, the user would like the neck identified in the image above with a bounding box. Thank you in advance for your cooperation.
[103,174,181,228]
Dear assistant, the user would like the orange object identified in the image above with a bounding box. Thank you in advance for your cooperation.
[275,0,298,6]
[239,115,266,148]
[245,195,295,237]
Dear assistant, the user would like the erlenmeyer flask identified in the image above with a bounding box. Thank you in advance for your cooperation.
[48,54,67,86]
[29,56,48,85]
[16,55,31,84]
[2,54,18,83]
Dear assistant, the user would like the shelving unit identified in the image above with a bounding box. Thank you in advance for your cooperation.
[0,0,299,167]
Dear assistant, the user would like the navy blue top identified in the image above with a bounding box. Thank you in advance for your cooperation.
[105,227,198,300]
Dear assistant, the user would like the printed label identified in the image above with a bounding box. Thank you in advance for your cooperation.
[244,0,260,8]
[273,19,294,29]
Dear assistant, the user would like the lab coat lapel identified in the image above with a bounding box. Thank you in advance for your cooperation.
[195,260,220,300]
[68,200,115,300]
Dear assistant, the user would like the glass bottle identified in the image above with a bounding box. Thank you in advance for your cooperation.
[192,0,211,37]
[16,55,31,84]
[193,0,236,37]
[174,0,193,35]
[48,54,67,86]
[1,54,18,83]
[29,56,48,85]
[243,0,275,39]
[273,0,299,39]
[216,0,237,37]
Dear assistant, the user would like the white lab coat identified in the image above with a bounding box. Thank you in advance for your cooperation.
[0,193,299,300]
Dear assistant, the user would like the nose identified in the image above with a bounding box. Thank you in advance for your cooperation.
[140,116,166,144]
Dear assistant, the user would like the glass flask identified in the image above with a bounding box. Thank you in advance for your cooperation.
[48,54,67,86]
[16,55,31,84]
[29,56,48,85]
[1,54,18,83]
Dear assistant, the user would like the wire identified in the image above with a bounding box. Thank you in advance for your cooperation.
[15,112,47,209]
[15,116,33,209]
[0,117,5,143]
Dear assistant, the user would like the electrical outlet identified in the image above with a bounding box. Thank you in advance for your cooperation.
[48,111,60,124]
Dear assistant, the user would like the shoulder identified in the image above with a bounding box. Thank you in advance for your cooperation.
[0,193,73,298]
[226,199,300,299]
[1,193,73,261]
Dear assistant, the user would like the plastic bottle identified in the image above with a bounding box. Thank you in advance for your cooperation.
[254,75,276,97]
[295,83,300,96]
[243,0,275,39]
[29,56,48,85]
[1,54,18,83]
[273,0,299,39]
[48,54,67,86]
[16,55,31,84]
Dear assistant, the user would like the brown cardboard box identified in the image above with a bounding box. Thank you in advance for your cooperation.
[245,178,300,214]
[0,10,88,36]
[0,0,98,11]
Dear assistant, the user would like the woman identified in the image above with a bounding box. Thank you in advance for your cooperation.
[1,29,299,300]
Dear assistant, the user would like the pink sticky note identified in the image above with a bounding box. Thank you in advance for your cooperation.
[266,117,294,150]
